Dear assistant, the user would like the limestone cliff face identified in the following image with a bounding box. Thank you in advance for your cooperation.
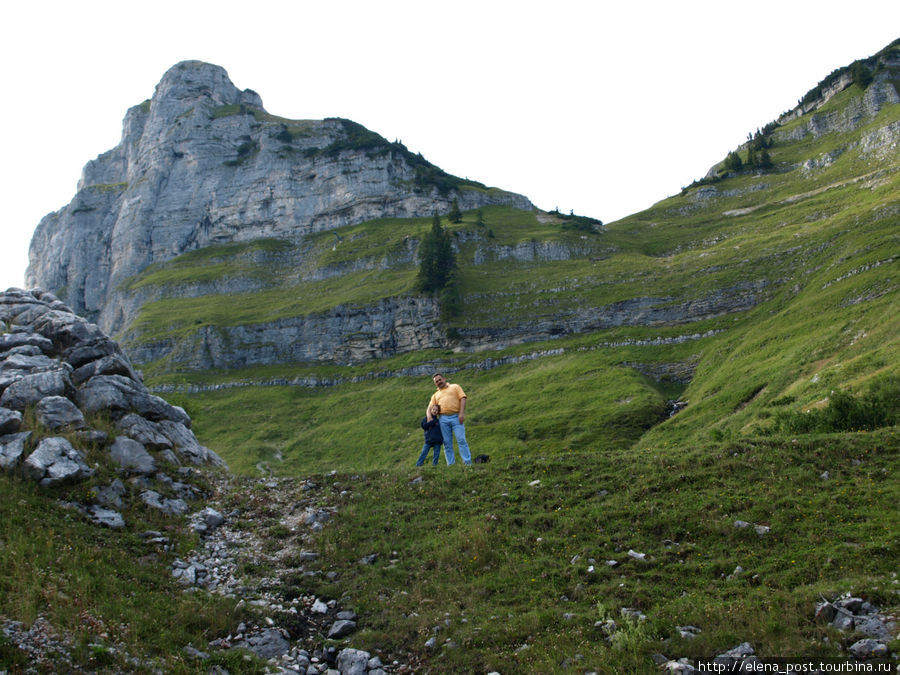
[126,296,445,370]
[777,44,900,128]
[26,61,532,333]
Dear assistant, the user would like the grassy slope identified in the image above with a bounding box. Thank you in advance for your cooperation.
[303,430,898,672]
[180,345,681,476]
[638,85,900,448]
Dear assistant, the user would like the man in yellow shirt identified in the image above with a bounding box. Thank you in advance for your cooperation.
[426,373,472,466]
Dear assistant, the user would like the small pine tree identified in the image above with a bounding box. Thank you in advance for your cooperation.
[448,198,462,224]
[725,151,743,172]
[850,61,874,89]
[416,211,456,293]
[439,270,462,321]
[476,209,485,227]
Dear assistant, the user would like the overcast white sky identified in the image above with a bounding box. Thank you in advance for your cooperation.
[1,1,898,291]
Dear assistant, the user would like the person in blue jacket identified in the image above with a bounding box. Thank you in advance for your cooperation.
[416,404,443,466]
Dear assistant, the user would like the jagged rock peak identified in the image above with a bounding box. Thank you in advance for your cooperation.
[152,61,263,111]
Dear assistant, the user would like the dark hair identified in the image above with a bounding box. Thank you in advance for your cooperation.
[432,372,444,379]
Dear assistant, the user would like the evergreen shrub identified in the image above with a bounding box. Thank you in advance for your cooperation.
[776,376,900,433]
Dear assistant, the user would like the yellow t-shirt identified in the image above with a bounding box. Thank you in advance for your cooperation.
[429,383,466,414]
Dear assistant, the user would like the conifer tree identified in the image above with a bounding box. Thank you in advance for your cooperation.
[448,197,462,224]
[725,151,743,172]
[850,61,873,89]
[416,211,456,292]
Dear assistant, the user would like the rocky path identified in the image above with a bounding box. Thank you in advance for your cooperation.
[173,474,415,674]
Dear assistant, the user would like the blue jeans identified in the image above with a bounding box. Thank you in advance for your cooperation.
[416,443,441,466]
[439,414,471,465]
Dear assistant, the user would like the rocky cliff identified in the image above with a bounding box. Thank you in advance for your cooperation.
[26,61,532,333]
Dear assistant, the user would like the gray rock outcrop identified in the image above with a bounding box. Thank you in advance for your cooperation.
[34,396,85,431]
[0,287,226,523]
[126,295,446,368]
[109,436,157,475]
[22,437,93,487]
[26,60,532,334]
[776,76,900,142]
[140,490,189,517]
[0,432,31,471]
[233,628,291,660]
[0,407,22,434]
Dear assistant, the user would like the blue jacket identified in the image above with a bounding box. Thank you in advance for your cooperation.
[421,417,443,445]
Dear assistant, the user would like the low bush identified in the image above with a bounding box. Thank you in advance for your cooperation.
[776,376,900,433]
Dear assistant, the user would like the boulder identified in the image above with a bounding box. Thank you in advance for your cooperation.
[0,407,23,434]
[0,369,72,410]
[109,436,157,475]
[832,608,856,631]
[0,332,54,355]
[0,431,31,471]
[0,345,43,358]
[854,614,891,640]
[75,375,133,414]
[171,559,209,587]
[337,648,371,675]
[72,353,140,386]
[76,374,189,423]
[327,619,357,639]
[815,601,837,623]
[10,304,53,326]
[34,396,86,431]
[712,642,755,668]
[65,338,124,370]
[849,638,888,659]
[190,506,225,534]
[87,505,126,529]
[23,437,94,487]
[114,413,174,450]
[156,420,226,466]
[96,478,127,509]
[159,449,181,466]
[0,353,65,393]
[29,310,109,355]
[234,629,290,660]
[140,490,188,516]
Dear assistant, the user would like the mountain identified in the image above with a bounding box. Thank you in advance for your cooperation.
[7,41,900,672]
[26,60,531,336]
